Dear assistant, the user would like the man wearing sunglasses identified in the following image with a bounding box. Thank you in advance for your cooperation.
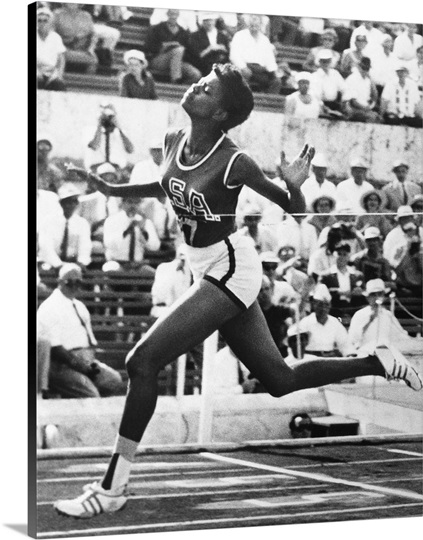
[37,6,67,91]
[37,264,123,398]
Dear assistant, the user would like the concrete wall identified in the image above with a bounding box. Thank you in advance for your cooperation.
[37,90,423,182]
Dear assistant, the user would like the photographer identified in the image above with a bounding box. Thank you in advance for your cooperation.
[85,103,134,171]
[394,223,423,297]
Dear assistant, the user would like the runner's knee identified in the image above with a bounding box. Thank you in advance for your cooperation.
[125,340,157,380]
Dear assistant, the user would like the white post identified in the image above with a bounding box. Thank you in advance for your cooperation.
[176,355,187,400]
[198,331,218,444]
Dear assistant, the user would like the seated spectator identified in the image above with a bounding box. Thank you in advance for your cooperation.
[355,189,392,239]
[53,3,98,74]
[302,28,341,73]
[149,8,199,32]
[309,49,346,114]
[275,245,310,299]
[332,212,366,256]
[393,23,423,74]
[229,14,280,93]
[336,157,374,213]
[383,205,423,269]
[382,159,422,213]
[284,72,323,119]
[37,263,123,398]
[340,33,369,78]
[238,205,278,253]
[37,6,66,91]
[38,183,92,270]
[130,139,164,186]
[260,252,299,307]
[275,213,318,262]
[257,275,293,357]
[395,225,422,297]
[299,284,350,357]
[150,244,192,318]
[119,50,158,100]
[352,227,393,285]
[284,326,318,364]
[84,103,134,171]
[408,45,423,87]
[342,56,382,123]
[369,34,398,97]
[82,4,122,71]
[300,153,337,212]
[307,225,341,280]
[348,278,408,355]
[37,134,63,192]
[326,18,354,52]
[144,9,201,84]
[307,195,337,237]
[103,195,160,275]
[189,12,230,76]
[349,22,386,60]
[380,64,422,127]
[320,241,365,314]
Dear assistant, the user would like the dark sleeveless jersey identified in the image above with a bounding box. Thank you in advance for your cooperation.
[161,128,263,247]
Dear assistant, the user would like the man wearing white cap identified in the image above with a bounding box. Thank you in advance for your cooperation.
[285,72,323,119]
[37,6,66,91]
[300,153,336,211]
[37,263,123,398]
[38,183,92,269]
[352,227,393,285]
[119,49,158,100]
[309,49,345,113]
[335,157,374,213]
[348,279,408,355]
[382,160,421,212]
[298,284,350,357]
[383,206,422,268]
[380,64,421,127]
[189,12,230,76]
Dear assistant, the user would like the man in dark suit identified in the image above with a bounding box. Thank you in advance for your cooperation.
[321,241,365,315]
[189,12,230,76]
[382,160,421,213]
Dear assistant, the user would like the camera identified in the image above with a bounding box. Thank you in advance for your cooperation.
[100,106,116,131]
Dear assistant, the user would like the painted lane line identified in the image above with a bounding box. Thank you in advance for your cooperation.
[36,502,423,538]
[200,452,423,502]
[283,456,421,469]
[37,483,330,506]
[42,461,234,474]
[37,467,243,484]
[385,449,423,457]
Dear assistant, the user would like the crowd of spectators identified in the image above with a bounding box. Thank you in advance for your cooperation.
[37,5,423,126]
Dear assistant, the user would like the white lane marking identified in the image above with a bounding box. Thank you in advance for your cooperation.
[385,449,423,457]
[45,461,228,474]
[288,456,421,468]
[200,452,423,502]
[37,502,423,538]
[37,482,329,506]
[37,467,242,484]
[196,490,384,510]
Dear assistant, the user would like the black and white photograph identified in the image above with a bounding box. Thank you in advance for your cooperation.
[18,0,423,538]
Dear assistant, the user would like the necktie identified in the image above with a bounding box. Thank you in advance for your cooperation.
[402,183,408,205]
[60,220,69,261]
[123,224,136,261]
[72,300,95,346]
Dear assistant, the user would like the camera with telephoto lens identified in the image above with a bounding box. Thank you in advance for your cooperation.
[100,106,116,131]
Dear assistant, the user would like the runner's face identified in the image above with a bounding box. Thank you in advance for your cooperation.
[181,72,226,120]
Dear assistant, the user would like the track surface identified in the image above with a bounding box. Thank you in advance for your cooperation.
[37,439,423,538]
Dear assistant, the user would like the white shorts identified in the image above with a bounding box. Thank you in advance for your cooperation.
[185,231,262,310]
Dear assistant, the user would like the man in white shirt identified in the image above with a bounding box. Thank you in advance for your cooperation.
[229,14,280,93]
[349,22,385,60]
[342,56,381,123]
[310,49,345,113]
[348,278,408,355]
[37,6,66,91]
[299,284,350,357]
[336,157,374,214]
[130,139,164,186]
[383,205,422,268]
[38,183,92,269]
[103,195,160,274]
[369,34,397,92]
[393,23,423,73]
[300,153,337,211]
[37,264,123,398]
[380,64,421,127]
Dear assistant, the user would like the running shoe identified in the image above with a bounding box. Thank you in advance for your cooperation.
[375,344,423,391]
[54,481,127,518]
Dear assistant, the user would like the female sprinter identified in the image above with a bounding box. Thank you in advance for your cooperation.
[55,64,422,518]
